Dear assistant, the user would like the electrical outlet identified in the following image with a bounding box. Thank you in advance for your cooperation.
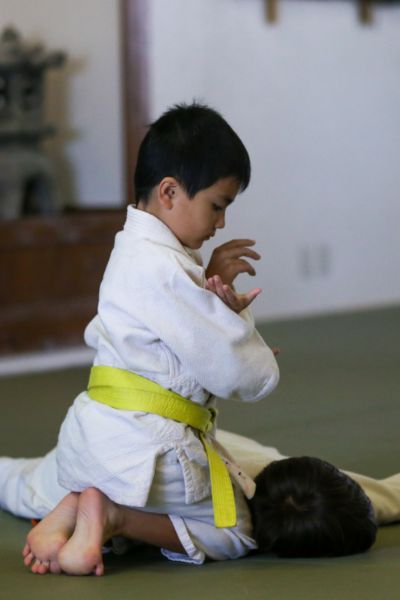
[299,243,331,279]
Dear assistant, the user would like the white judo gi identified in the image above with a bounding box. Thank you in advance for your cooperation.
[1,206,281,564]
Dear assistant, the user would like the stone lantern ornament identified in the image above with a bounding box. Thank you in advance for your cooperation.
[0,26,66,220]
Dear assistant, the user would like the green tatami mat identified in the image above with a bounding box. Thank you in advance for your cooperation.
[1,306,399,600]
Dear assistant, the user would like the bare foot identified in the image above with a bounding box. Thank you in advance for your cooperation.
[23,492,79,575]
[57,488,123,576]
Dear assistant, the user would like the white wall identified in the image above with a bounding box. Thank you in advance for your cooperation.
[148,0,400,320]
[1,0,400,320]
[0,0,124,208]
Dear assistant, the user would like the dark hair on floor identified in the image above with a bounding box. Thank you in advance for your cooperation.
[249,456,378,558]
[134,102,251,203]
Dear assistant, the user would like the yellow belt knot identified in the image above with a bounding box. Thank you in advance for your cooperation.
[87,366,236,528]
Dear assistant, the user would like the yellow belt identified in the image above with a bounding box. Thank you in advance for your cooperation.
[87,366,236,528]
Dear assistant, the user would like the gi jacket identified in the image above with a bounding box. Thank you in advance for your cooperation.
[56,207,279,508]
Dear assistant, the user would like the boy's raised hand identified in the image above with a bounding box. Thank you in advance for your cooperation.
[206,274,261,314]
[205,239,261,286]
[205,275,281,355]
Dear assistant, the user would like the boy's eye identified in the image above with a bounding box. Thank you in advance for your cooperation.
[212,203,224,212]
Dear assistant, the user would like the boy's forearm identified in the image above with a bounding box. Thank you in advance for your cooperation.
[118,507,185,554]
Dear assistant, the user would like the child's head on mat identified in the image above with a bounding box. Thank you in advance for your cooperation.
[249,456,378,557]
[133,102,251,249]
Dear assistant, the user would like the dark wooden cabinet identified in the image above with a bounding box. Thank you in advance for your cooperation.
[0,210,125,355]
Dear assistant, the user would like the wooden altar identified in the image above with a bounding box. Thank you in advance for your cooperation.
[0,210,125,354]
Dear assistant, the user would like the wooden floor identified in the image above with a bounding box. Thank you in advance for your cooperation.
[0,306,399,600]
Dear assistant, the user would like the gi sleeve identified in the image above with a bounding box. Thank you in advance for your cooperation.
[100,245,279,402]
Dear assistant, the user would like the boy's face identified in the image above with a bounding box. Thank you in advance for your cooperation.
[161,176,240,249]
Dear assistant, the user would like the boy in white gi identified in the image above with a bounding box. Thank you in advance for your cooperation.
[2,103,399,575]
[1,102,281,573]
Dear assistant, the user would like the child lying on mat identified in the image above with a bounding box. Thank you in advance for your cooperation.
[3,430,400,575]
[1,102,280,570]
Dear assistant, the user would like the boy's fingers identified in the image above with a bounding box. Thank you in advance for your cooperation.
[210,277,261,313]
[233,259,257,276]
[222,284,236,301]
[210,275,223,297]
[208,278,220,295]
[221,239,256,249]
[245,287,262,304]
[214,276,226,297]
[205,278,215,292]
[213,240,260,259]
[227,248,261,261]
[240,249,260,260]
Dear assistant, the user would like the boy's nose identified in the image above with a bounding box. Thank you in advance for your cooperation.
[216,213,225,229]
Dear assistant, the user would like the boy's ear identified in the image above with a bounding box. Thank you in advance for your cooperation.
[158,177,180,209]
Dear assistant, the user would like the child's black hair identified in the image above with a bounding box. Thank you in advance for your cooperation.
[134,102,251,202]
[249,456,378,558]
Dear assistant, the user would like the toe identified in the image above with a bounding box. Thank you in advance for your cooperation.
[31,559,40,574]
[38,560,50,575]
[49,560,62,574]
[94,562,104,576]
